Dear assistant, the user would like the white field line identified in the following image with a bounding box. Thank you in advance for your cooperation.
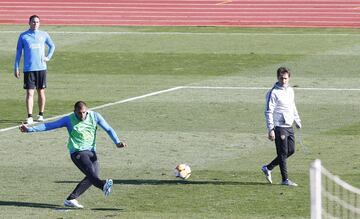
[183,86,360,91]
[1,30,359,36]
[90,86,183,110]
[1,85,359,133]
[0,86,183,133]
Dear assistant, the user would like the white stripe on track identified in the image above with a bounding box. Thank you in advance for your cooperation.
[1,15,358,19]
[0,30,358,36]
[0,4,358,7]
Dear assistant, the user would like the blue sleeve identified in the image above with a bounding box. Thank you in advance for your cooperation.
[27,116,70,132]
[14,35,23,71]
[95,112,121,144]
[45,32,55,59]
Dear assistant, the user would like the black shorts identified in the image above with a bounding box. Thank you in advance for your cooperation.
[23,70,47,89]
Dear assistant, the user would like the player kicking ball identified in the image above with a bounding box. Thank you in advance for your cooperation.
[19,101,128,208]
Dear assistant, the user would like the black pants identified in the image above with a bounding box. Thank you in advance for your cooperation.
[66,150,105,200]
[267,126,295,181]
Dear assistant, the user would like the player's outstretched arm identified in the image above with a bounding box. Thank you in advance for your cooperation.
[19,116,70,133]
[95,112,124,146]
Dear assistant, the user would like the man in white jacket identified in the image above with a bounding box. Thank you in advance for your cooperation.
[262,67,301,186]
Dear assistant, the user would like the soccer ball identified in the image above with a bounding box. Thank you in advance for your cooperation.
[175,164,191,180]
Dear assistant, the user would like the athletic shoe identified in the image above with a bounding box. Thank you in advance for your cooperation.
[64,199,84,208]
[103,179,113,197]
[25,117,33,125]
[261,165,272,184]
[282,179,298,187]
[36,115,44,122]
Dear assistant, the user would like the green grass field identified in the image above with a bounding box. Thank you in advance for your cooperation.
[0,25,360,218]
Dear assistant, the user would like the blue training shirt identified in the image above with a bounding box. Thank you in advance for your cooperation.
[27,111,121,154]
[14,29,55,72]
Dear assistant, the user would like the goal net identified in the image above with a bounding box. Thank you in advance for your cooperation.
[310,159,360,219]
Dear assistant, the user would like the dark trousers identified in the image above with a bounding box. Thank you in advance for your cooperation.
[66,150,105,200]
[267,126,295,181]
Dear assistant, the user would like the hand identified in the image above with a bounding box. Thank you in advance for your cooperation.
[268,130,275,141]
[14,69,20,79]
[116,142,127,148]
[43,57,50,62]
[19,123,28,132]
[295,123,302,129]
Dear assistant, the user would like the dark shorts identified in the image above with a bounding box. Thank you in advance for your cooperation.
[23,70,47,89]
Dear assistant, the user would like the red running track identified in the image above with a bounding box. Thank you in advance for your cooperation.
[0,0,360,27]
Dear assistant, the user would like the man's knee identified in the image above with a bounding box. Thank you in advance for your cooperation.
[26,89,35,97]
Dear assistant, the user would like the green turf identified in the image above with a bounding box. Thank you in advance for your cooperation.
[0,26,359,218]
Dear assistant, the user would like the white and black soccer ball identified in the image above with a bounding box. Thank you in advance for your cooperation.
[175,164,192,180]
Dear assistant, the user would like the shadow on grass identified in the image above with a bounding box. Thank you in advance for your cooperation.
[91,208,123,211]
[55,179,268,186]
[0,201,123,212]
[0,200,61,209]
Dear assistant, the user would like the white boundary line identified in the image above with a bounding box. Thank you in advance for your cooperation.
[90,86,183,110]
[1,85,359,133]
[0,86,183,133]
[183,86,360,91]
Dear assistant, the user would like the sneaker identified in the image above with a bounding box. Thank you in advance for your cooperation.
[261,165,272,184]
[282,179,298,187]
[36,115,44,122]
[103,179,113,197]
[25,117,33,125]
[64,199,84,208]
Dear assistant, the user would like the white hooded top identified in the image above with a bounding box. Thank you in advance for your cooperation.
[265,82,301,132]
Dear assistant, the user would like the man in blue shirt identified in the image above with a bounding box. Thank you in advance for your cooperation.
[19,101,128,208]
[14,15,55,124]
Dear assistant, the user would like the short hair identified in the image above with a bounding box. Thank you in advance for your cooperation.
[277,67,291,78]
[74,101,87,111]
[29,15,40,22]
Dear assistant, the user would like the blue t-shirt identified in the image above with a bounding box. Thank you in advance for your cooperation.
[14,29,55,72]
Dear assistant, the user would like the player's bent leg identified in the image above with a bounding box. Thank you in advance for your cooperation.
[66,177,93,200]
[70,151,106,190]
